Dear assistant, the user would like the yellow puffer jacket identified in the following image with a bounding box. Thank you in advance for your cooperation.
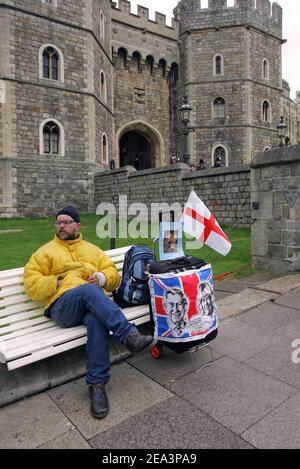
[24,234,121,310]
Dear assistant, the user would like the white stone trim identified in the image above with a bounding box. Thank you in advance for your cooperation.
[39,43,64,83]
[39,118,65,157]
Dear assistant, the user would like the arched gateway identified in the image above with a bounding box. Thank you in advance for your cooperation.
[115,121,165,170]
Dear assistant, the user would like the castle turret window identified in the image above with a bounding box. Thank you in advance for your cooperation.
[100,71,107,103]
[262,59,269,80]
[43,47,59,80]
[40,45,64,82]
[39,119,65,156]
[102,134,108,164]
[213,97,226,119]
[262,100,271,122]
[214,54,224,76]
[43,121,59,154]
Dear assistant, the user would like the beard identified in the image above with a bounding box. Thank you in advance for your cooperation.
[56,230,78,241]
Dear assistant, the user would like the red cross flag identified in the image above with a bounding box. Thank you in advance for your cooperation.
[182,190,232,256]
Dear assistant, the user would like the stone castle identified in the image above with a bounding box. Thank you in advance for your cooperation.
[0,0,299,217]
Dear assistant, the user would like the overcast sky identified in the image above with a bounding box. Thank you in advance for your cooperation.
[117,0,299,99]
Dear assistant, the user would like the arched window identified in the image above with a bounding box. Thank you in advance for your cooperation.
[146,55,154,75]
[100,71,107,102]
[39,119,65,156]
[214,54,224,76]
[102,134,108,164]
[100,11,105,41]
[262,100,271,122]
[262,59,269,80]
[42,0,57,6]
[39,44,64,82]
[213,97,226,119]
[213,146,227,167]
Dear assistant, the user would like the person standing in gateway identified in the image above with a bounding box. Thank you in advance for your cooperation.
[23,206,154,420]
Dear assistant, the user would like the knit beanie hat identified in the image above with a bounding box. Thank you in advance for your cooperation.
[56,206,80,223]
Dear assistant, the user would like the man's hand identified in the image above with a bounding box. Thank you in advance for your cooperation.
[87,275,100,285]
[57,279,63,288]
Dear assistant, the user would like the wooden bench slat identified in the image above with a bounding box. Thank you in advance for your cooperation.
[0,285,27,297]
[0,315,49,336]
[6,337,88,370]
[0,293,31,308]
[0,277,24,289]
[0,268,24,278]
[0,309,45,326]
[0,319,54,343]
[0,302,42,318]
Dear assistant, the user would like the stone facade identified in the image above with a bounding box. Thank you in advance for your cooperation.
[94,163,251,228]
[251,145,300,274]
[0,0,299,217]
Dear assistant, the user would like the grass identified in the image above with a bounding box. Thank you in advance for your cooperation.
[0,214,253,278]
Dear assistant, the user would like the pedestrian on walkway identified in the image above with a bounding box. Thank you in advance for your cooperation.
[23,206,154,420]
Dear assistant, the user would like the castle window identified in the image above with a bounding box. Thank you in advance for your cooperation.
[100,11,105,41]
[102,134,108,164]
[214,54,224,76]
[262,59,269,80]
[39,119,65,156]
[262,100,271,122]
[213,97,226,119]
[42,0,57,6]
[100,71,107,103]
[212,146,227,167]
[39,44,64,82]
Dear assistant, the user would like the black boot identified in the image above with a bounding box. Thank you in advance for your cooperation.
[125,330,154,354]
[89,383,109,419]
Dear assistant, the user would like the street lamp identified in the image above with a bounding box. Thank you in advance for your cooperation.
[180,96,192,165]
[277,115,287,147]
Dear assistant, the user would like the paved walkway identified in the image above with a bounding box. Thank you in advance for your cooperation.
[1,272,300,449]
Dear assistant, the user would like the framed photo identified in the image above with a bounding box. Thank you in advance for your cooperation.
[159,221,184,260]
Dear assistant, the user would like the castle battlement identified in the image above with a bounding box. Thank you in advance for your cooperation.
[111,0,178,37]
[174,0,282,29]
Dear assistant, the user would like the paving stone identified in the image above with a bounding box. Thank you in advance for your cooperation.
[48,362,173,440]
[89,396,253,449]
[167,357,297,435]
[0,394,71,449]
[38,429,91,449]
[126,343,224,386]
[211,317,282,362]
[217,289,277,320]
[245,336,300,389]
[241,393,300,449]
[257,275,300,294]
[237,302,300,334]
[275,287,300,311]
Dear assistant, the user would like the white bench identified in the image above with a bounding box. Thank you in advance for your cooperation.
[0,246,151,371]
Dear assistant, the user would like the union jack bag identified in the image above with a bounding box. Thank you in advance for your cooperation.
[148,264,218,343]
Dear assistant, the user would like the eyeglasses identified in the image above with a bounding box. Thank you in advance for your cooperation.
[55,220,76,226]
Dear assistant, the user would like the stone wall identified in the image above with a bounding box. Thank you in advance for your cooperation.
[0,157,96,218]
[94,163,251,227]
[251,145,300,274]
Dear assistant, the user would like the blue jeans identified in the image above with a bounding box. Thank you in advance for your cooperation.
[47,284,136,386]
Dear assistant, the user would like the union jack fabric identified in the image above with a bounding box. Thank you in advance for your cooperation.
[148,264,218,343]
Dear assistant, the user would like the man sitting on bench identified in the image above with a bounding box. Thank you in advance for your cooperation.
[23,206,154,420]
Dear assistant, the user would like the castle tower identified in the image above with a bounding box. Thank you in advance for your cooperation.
[174,0,283,166]
[0,0,114,216]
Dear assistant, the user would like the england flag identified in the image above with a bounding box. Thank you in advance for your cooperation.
[182,190,232,256]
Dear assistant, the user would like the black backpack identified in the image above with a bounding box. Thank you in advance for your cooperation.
[113,245,154,308]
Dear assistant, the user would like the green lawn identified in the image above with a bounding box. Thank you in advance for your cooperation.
[0,214,252,277]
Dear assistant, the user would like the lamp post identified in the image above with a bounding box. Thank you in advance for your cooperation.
[277,115,287,147]
[180,96,192,165]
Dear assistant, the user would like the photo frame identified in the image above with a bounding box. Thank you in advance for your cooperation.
[158,221,185,260]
